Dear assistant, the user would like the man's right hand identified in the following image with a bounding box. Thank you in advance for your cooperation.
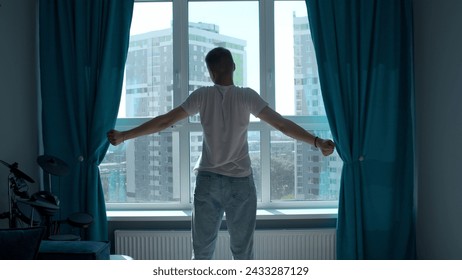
[318,138,336,156]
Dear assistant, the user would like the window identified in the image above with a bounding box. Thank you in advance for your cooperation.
[101,0,342,211]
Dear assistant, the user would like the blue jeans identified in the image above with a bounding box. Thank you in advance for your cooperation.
[192,171,257,260]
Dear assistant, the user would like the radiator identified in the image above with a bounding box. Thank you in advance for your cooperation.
[114,229,336,260]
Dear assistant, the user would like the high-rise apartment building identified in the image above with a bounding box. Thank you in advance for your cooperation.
[292,14,342,200]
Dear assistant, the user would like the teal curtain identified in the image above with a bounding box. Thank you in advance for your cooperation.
[306,0,415,259]
[39,0,134,241]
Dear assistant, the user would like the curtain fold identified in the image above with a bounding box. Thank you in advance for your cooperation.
[39,0,134,241]
[306,0,415,259]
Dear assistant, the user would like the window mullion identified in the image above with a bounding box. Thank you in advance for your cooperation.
[259,0,275,205]
[173,0,189,106]
[173,0,191,206]
[259,0,275,107]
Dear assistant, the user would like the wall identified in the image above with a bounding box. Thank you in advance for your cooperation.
[1,0,462,259]
[414,0,462,259]
[0,0,40,228]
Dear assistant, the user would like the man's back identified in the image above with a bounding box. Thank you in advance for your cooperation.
[181,85,268,177]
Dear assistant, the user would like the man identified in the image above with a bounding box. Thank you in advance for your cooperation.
[107,47,335,259]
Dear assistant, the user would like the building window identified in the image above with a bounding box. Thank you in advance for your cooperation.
[101,0,342,210]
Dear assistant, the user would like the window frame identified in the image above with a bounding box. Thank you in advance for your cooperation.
[105,0,340,212]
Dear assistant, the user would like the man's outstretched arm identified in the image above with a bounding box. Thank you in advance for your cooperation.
[257,106,335,156]
[107,106,189,146]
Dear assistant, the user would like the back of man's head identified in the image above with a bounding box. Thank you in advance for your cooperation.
[205,47,235,76]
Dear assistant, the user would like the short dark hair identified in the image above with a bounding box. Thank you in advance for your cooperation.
[205,47,234,75]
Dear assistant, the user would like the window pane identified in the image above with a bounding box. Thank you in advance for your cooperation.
[271,128,341,201]
[272,1,340,202]
[188,1,260,95]
[190,131,262,202]
[102,132,180,203]
[187,2,264,204]
[189,131,202,201]
[120,2,173,118]
[248,131,262,201]
[275,1,324,116]
[270,131,296,200]
[101,2,178,204]
[101,144,127,202]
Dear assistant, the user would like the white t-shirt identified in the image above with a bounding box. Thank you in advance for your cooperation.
[181,85,268,177]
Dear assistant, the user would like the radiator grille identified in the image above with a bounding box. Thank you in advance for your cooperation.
[115,229,336,260]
